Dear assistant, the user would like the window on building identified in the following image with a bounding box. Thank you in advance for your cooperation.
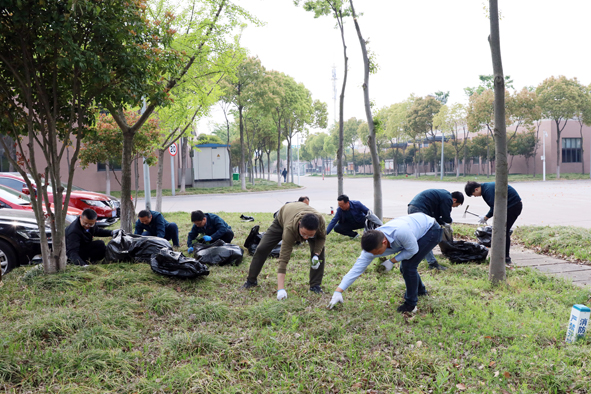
[97,162,122,172]
[562,138,582,163]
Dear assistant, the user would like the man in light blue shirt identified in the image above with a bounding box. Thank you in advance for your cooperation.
[328,213,443,313]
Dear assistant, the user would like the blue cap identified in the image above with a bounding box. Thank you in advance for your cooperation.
[573,304,591,312]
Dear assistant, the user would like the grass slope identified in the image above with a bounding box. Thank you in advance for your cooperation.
[1,213,590,393]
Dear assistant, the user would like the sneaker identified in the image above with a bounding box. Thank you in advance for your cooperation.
[396,302,417,314]
[505,257,513,265]
[378,260,394,272]
[240,280,258,289]
[428,262,447,271]
[309,285,324,294]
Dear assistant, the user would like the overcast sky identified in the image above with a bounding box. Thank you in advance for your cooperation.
[200,0,591,136]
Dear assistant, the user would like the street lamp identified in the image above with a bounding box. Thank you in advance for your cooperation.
[542,130,548,182]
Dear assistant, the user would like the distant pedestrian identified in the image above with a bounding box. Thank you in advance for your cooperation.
[464,181,522,266]
[407,189,464,270]
[281,168,287,182]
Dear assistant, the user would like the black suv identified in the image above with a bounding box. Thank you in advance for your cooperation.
[0,210,52,276]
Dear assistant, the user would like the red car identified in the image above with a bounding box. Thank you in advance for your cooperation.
[0,173,120,227]
[0,184,82,223]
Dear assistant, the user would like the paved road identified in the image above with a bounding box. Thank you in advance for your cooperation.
[139,176,591,228]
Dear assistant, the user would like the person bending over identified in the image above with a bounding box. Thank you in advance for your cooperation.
[465,181,522,265]
[187,210,234,253]
[328,213,443,313]
[241,202,326,298]
[407,189,464,270]
[66,208,118,266]
[134,209,179,247]
[326,194,369,239]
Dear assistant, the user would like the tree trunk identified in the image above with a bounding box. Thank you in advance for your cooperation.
[350,0,382,219]
[579,122,585,174]
[155,148,165,212]
[337,16,348,196]
[267,152,271,180]
[276,120,282,186]
[105,162,111,195]
[120,129,136,233]
[239,106,246,190]
[488,0,508,284]
[555,119,562,179]
[134,155,139,211]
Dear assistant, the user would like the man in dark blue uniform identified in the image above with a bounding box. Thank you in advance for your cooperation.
[66,208,117,266]
[407,189,464,270]
[465,181,522,265]
[134,210,179,247]
[187,210,234,253]
[326,194,369,239]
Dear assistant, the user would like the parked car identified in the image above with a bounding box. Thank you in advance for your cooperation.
[0,184,81,223]
[0,209,52,276]
[0,173,120,227]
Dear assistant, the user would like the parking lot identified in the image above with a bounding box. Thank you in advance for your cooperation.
[140,176,591,228]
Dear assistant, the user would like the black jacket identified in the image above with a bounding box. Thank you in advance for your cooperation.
[66,217,112,265]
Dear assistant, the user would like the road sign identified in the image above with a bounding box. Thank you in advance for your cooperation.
[168,143,178,156]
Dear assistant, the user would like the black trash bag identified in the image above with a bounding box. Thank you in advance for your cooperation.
[106,230,173,263]
[439,240,489,263]
[150,248,209,278]
[243,225,281,257]
[194,240,244,266]
[475,226,512,247]
[365,209,383,231]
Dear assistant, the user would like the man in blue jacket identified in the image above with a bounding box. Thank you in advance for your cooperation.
[465,181,522,265]
[407,189,464,270]
[328,213,443,313]
[186,210,234,253]
[326,194,369,239]
[134,210,179,247]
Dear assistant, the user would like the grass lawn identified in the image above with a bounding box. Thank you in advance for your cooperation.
[1,213,590,393]
[314,173,591,183]
[105,179,302,198]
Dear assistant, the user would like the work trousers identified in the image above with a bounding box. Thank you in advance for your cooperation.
[218,230,235,243]
[247,219,325,287]
[505,202,523,258]
[400,222,443,307]
[79,240,107,264]
[407,205,439,265]
[333,221,365,237]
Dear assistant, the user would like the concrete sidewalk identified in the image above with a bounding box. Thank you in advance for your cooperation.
[510,246,591,288]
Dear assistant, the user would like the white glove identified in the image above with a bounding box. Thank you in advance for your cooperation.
[277,289,287,301]
[444,223,452,230]
[380,260,394,272]
[478,215,488,224]
[311,255,320,270]
[328,291,343,309]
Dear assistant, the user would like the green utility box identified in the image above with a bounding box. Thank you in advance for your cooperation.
[232,173,239,181]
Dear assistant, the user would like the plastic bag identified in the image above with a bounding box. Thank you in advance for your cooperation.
[106,230,173,263]
[243,225,281,257]
[475,226,512,247]
[150,248,209,278]
[194,240,244,266]
[439,240,489,263]
[365,209,383,231]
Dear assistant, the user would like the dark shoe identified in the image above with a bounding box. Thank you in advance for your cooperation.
[309,285,324,294]
[396,302,417,314]
[241,280,257,289]
[350,232,359,239]
[402,291,429,298]
[428,262,447,271]
[505,257,512,265]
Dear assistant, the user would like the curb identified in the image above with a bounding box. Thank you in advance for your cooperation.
[137,185,306,200]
